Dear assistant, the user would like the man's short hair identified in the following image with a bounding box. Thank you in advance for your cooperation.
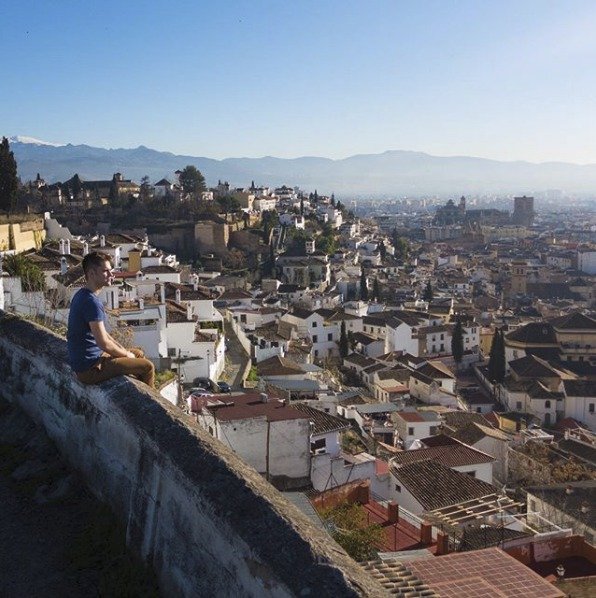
[82,251,112,276]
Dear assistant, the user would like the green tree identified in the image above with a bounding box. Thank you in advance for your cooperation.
[179,165,206,195]
[423,280,433,302]
[488,328,506,384]
[378,240,386,261]
[451,317,464,368]
[3,253,46,291]
[139,175,151,201]
[320,502,383,562]
[0,137,18,212]
[372,277,381,302]
[70,173,82,200]
[109,175,119,204]
[217,195,241,220]
[360,268,369,301]
[394,237,409,261]
[339,320,349,358]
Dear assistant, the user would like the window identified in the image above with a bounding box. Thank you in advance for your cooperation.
[545,400,551,409]
[516,401,522,410]
[589,403,595,414]
[314,350,319,357]
[312,321,317,327]
[328,333,332,341]
[440,334,444,340]
[395,484,401,492]
[312,335,318,343]
[408,427,414,436]
[429,426,438,435]
[311,438,326,451]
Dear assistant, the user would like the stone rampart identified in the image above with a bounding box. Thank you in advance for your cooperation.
[0,311,385,597]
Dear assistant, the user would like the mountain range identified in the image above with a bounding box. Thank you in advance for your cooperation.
[9,136,596,197]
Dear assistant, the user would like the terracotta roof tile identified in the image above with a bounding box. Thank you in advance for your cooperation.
[391,460,497,511]
[404,548,565,597]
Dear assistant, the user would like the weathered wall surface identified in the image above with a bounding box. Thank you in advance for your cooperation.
[0,311,385,597]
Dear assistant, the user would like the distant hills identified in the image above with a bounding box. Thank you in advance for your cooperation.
[9,136,596,196]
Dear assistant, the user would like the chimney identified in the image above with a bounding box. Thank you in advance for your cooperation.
[139,297,144,310]
[420,522,433,545]
[191,273,199,291]
[436,531,450,555]
[59,238,66,255]
[387,502,399,524]
[566,485,574,495]
[176,289,182,303]
[136,270,143,280]
[187,302,193,320]
[160,283,165,304]
[60,256,67,275]
[260,393,268,403]
[100,235,105,247]
[83,241,89,256]
[65,239,71,255]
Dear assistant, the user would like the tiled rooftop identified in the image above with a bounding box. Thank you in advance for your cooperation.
[290,403,349,434]
[391,460,497,511]
[391,442,494,468]
[403,548,565,597]
[360,559,438,597]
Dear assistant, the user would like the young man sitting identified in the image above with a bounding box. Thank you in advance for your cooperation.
[67,251,155,387]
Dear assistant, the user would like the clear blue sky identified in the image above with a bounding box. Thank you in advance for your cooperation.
[3,0,596,163]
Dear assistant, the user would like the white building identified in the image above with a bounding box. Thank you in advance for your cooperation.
[196,394,311,490]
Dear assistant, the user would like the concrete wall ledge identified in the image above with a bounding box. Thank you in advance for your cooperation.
[0,311,385,597]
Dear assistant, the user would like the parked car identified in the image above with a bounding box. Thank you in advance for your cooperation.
[192,377,213,391]
[217,381,232,393]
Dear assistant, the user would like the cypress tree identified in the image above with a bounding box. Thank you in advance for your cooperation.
[372,277,381,302]
[339,320,349,358]
[488,328,506,384]
[451,317,464,368]
[360,268,369,301]
[423,280,433,302]
[0,137,18,212]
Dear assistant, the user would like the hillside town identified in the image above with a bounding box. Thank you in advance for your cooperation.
[2,155,596,596]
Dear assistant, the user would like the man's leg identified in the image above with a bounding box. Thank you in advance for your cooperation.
[77,352,155,387]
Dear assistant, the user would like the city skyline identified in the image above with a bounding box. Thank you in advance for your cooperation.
[4,1,596,164]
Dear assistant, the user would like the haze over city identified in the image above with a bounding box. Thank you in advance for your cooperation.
[4,0,596,163]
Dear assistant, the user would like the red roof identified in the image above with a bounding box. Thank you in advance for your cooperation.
[205,393,308,423]
[397,411,425,423]
[404,548,565,598]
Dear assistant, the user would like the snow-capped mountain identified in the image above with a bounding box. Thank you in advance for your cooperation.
[9,135,64,147]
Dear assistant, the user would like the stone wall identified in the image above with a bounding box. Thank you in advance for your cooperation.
[0,311,385,597]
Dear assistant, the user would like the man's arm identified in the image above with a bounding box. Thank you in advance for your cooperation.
[89,320,135,358]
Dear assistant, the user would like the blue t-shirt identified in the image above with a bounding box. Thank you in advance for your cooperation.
[67,288,105,372]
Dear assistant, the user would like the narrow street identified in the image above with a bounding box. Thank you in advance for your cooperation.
[221,319,251,389]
